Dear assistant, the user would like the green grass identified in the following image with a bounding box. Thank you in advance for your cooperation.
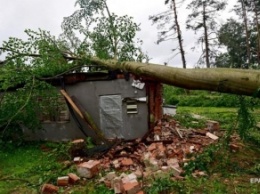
[176,107,260,130]
[0,142,111,194]
[1,107,260,193]
[0,143,42,193]
[0,142,72,194]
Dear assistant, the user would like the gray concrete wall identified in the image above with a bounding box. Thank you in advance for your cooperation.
[24,78,148,141]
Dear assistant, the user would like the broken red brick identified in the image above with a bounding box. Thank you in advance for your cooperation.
[73,157,83,164]
[134,169,143,178]
[167,158,182,176]
[123,182,141,194]
[104,180,112,188]
[206,132,219,140]
[155,150,166,159]
[154,134,160,141]
[194,129,207,136]
[41,183,59,194]
[121,158,134,166]
[112,159,121,169]
[113,177,123,194]
[147,143,157,152]
[68,173,80,184]
[167,158,178,166]
[161,166,169,171]
[229,143,240,152]
[105,171,116,181]
[77,160,100,178]
[154,126,162,134]
[157,143,166,152]
[57,176,69,186]
[122,173,138,184]
[136,191,144,194]
[206,120,220,131]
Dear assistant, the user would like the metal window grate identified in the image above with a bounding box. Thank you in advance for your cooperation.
[126,101,138,114]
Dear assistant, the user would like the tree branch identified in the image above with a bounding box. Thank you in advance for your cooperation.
[1,77,35,136]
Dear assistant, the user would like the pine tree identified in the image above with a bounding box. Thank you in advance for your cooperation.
[186,0,227,68]
[149,0,187,68]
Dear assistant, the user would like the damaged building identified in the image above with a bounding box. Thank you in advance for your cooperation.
[23,69,174,142]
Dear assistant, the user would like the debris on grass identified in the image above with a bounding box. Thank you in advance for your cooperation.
[39,116,224,193]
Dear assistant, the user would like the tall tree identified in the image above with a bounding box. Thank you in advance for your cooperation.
[217,19,248,68]
[217,18,259,68]
[233,0,252,68]
[61,0,146,62]
[186,0,227,68]
[149,0,186,68]
[247,0,260,66]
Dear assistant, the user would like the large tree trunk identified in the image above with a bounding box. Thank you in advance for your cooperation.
[89,57,260,97]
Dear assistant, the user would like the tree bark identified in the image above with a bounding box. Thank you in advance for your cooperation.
[241,0,251,68]
[172,0,186,69]
[253,0,260,66]
[1,48,260,97]
[89,57,260,97]
[203,2,210,68]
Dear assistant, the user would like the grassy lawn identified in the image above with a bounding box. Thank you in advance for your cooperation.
[0,107,260,193]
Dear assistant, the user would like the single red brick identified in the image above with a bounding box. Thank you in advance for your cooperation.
[77,160,100,178]
[57,176,69,186]
[123,182,141,194]
[113,177,123,194]
[121,158,134,166]
[206,120,220,131]
[154,126,162,134]
[104,180,112,188]
[41,183,59,194]
[68,173,80,184]
[147,143,157,152]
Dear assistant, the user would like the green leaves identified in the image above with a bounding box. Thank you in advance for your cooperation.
[62,0,146,62]
[0,0,148,140]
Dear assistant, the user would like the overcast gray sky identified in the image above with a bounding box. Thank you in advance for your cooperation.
[0,0,235,68]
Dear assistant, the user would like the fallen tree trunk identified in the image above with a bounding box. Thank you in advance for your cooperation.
[1,49,260,96]
[89,58,260,97]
